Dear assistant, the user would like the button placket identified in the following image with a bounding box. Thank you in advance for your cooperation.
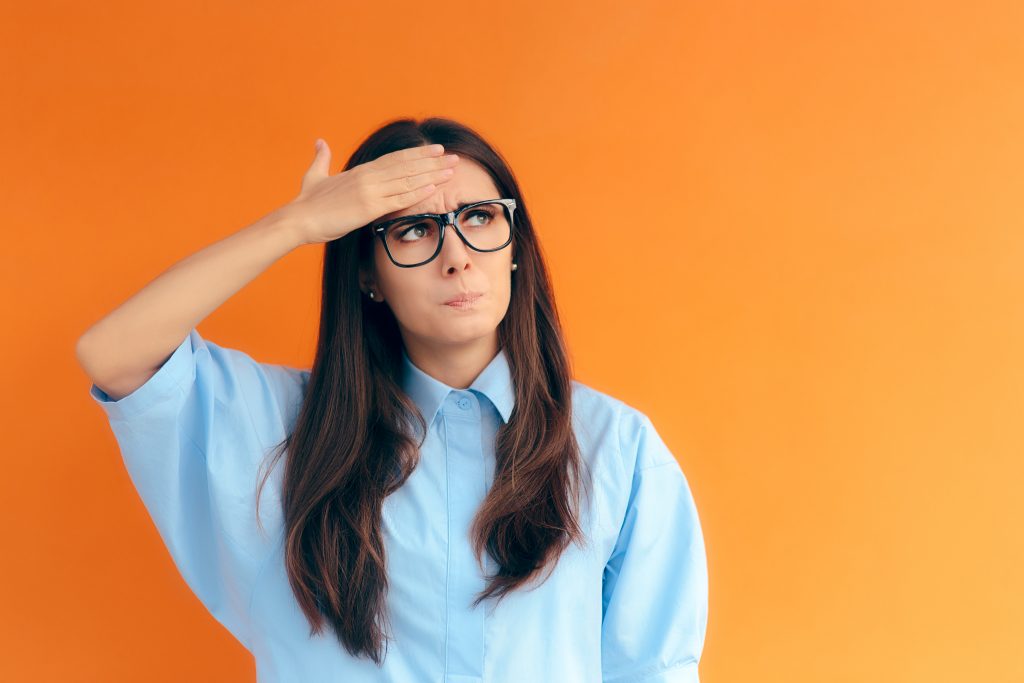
[441,390,486,680]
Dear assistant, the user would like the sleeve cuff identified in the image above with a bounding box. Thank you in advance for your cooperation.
[87,330,197,421]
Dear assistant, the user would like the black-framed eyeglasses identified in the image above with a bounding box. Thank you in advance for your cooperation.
[370,198,517,268]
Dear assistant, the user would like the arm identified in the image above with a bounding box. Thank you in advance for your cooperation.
[75,138,460,400]
[75,206,304,400]
[602,411,709,683]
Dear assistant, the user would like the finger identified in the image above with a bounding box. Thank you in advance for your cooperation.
[366,143,445,171]
[379,168,455,198]
[375,153,458,182]
[387,182,440,209]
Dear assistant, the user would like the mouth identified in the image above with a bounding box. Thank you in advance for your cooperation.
[443,292,483,308]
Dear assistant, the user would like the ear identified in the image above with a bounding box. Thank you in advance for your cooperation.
[357,266,376,297]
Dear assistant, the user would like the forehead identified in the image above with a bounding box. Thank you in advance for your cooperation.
[378,157,501,222]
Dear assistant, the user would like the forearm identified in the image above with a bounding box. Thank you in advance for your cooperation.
[76,206,305,398]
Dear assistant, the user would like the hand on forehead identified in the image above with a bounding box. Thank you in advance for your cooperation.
[387,157,499,220]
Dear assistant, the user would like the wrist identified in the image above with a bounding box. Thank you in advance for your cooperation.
[263,203,309,251]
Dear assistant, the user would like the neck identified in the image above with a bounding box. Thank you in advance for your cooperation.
[402,333,500,389]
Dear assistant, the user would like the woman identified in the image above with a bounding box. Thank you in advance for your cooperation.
[78,117,708,682]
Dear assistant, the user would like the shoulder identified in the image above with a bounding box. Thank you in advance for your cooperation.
[183,333,312,450]
[570,378,642,428]
[196,335,308,397]
[241,362,310,449]
[570,378,654,436]
[570,378,682,474]
[569,379,670,475]
[249,361,310,416]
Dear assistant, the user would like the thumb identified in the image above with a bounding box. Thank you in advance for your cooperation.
[311,138,331,174]
[300,138,331,194]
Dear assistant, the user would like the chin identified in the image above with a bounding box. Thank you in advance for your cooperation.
[432,316,497,340]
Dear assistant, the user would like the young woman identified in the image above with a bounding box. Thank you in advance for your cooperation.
[77,117,708,682]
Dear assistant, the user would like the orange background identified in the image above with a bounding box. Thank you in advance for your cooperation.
[3,1,1023,681]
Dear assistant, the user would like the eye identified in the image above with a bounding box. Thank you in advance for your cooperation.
[391,221,435,242]
[462,209,494,226]
[402,223,430,241]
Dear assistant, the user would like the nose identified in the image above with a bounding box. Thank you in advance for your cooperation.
[437,221,473,271]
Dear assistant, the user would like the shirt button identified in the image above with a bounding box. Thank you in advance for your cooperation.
[457,397,470,410]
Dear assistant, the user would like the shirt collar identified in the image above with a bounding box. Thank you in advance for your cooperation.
[401,346,515,426]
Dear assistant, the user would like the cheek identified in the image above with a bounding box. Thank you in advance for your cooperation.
[486,261,514,309]
[373,242,390,272]
[376,264,433,313]
[372,245,405,299]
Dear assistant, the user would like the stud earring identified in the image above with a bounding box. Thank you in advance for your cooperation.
[368,291,375,299]
[511,262,517,271]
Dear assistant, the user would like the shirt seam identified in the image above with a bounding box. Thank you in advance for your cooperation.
[603,657,699,683]
[636,460,679,474]
[442,415,451,676]
[636,414,680,473]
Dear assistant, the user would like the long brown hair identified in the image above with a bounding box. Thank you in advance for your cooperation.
[255,116,592,665]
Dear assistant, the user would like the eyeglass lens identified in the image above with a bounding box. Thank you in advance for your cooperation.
[382,202,512,266]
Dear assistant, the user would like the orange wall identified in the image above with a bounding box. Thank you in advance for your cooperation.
[3,1,1023,681]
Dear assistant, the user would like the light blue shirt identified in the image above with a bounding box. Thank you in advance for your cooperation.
[89,329,708,682]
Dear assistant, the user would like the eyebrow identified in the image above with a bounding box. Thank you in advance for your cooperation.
[396,200,485,218]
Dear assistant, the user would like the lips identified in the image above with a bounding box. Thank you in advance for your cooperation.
[444,291,483,305]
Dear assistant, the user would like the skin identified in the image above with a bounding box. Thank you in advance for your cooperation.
[358,156,516,390]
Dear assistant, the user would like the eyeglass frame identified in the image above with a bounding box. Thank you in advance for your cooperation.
[369,198,517,268]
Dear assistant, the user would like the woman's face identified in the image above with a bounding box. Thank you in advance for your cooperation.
[364,156,515,352]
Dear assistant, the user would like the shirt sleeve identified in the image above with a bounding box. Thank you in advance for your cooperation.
[601,410,709,683]
[87,328,307,652]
